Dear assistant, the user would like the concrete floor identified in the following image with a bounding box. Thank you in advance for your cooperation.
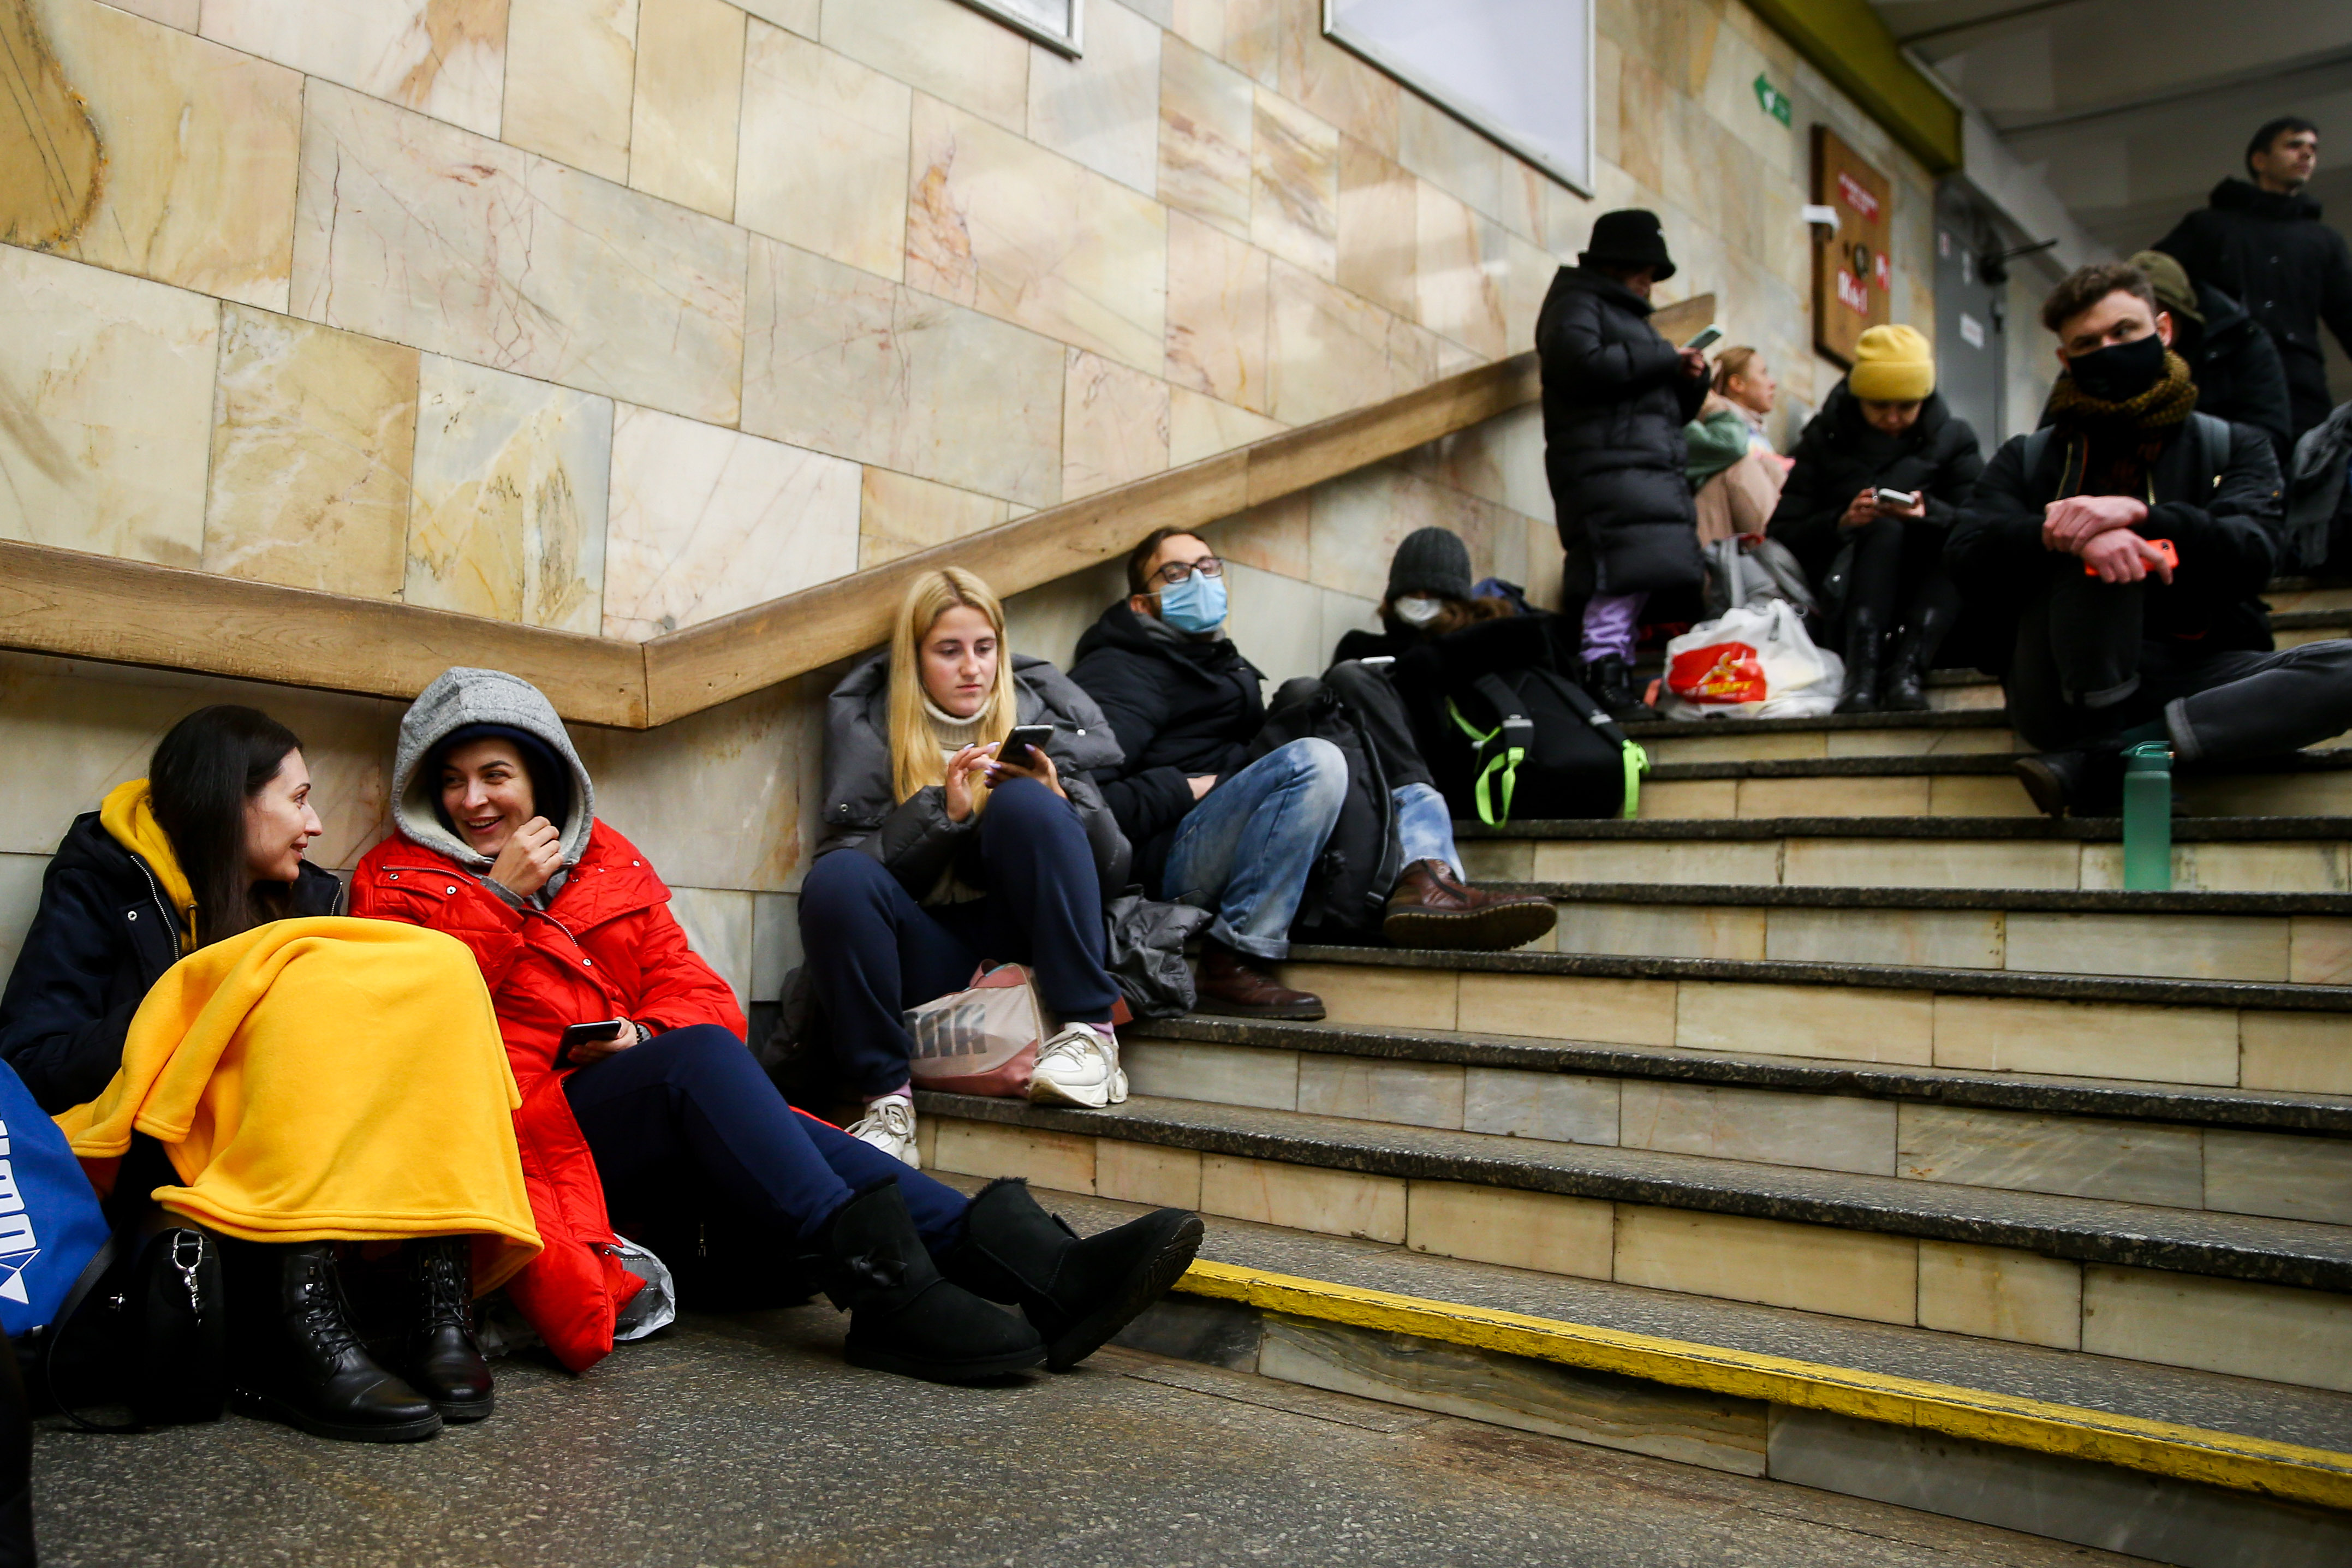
[29,1308,2146,1567]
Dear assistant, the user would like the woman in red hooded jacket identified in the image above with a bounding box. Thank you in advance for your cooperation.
[353,667,1200,1383]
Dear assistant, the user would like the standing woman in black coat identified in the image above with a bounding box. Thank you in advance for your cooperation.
[1538,210,1712,721]
[1768,325,1985,712]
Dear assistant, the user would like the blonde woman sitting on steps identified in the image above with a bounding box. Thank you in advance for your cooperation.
[802,568,1134,1167]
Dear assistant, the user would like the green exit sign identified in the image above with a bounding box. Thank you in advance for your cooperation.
[1755,73,1793,126]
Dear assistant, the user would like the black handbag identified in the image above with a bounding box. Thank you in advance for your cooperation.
[44,1225,229,1431]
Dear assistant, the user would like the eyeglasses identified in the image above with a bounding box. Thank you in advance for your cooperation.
[1149,556,1225,587]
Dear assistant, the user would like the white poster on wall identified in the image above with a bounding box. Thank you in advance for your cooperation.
[1325,0,1594,194]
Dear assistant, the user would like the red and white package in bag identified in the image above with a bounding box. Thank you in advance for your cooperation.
[902,963,1048,1098]
[1660,601,1843,720]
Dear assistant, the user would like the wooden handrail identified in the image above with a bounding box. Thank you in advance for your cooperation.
[0,295,1711,730]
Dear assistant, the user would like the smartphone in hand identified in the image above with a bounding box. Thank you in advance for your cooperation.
[996,724,1053,767]
[1874,488,1919,509]
[1683,324,1723,352]
[559,1017,632,1063]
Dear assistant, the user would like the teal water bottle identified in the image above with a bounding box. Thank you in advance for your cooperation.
[2121,742,2173,892]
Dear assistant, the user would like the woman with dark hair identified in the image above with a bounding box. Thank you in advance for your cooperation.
[356,667,1201,1385]
[0,706,540,1444]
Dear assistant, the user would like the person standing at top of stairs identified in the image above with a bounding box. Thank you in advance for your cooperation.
[1947,259,2352,817]
[1068,530,1551,1023]
[1536,209,1713,724]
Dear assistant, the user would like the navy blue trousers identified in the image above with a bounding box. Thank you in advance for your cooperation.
[562,1025,969,1250]
[799,777,1120,1099]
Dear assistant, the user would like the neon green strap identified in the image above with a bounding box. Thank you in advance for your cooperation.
[1621,742,1649,820]
[1447,699,1520,827]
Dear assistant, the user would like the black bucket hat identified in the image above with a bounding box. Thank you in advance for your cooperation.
[1579,208,1676,282]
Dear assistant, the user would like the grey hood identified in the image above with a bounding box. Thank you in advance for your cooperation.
[391,666,597,871]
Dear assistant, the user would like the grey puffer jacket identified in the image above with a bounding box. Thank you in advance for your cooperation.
[815,652,1131,899]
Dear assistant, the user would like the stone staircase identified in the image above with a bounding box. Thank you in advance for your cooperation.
[918,582,2352,1567]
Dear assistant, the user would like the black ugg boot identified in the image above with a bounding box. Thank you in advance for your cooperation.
[404,1237,493,1422]
[1586,655,1659,722]
[818,1182,1045,1382]
[233,1242,441,1443]
[1836,611,1884,714]
[943,1179,1205,1372]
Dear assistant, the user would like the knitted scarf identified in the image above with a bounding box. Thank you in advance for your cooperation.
[2043,350,2199,498]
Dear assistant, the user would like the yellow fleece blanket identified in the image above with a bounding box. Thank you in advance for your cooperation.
[56,917,542,1293]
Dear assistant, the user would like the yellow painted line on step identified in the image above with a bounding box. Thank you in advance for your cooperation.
[1177,1259,2352,1511]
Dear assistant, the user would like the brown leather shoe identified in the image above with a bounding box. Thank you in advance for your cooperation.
[1383,860,1558,952]
[1194,946,1325,1021]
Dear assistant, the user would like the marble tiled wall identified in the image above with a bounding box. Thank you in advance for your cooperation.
[0,0,1945,991]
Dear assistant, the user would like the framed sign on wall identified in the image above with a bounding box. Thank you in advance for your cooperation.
[957,0,1080,55]
[1324,0,1594,195]
[1812,126,1892,367]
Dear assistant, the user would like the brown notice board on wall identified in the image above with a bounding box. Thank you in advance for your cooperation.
[1812,125,1892,367]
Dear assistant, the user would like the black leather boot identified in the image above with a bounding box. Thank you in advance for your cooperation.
[942,1179,1205,1372]
[1586,655,1659,722]
[234,1243,440,1443]
[404,1237,493,1422]
[2014,746,2127,819]
[817,1182,1045,1382]
[1836,611,1884,714]
[1881,598,1956,712]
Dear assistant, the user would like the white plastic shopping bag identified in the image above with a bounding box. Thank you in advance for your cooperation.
[1660,600,1844,720]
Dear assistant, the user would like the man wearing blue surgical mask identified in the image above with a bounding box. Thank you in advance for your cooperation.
[1947,261,2352,816]
[1068,529,1342,1017]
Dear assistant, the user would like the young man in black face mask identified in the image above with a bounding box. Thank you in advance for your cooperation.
[1947,262,2352,816]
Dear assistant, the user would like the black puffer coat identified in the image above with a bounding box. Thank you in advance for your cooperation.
[2176,280,2295,468]
[0,813,343,1113]
[2155,180,2352,436]
[1536,267,1710,597]
[813,651,1130,900]
[1067,604,1265,896]
[1768,385,1985,586]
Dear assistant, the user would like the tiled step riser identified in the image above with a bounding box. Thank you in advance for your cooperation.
[1645,728,2022,765]
[1644,726,2352,766]
[924,1114,2352,1396]
[1466,835,2352,895]
[2275,623,2351,649]
[1118,1295,2352,1568]
[1270,960,2347,1095]
[1640,774,2037,820]
[1120,1039,2352,1227]
[1547,901,2352,985]
[2267,587,2352,614]
[1639,771,2352,821]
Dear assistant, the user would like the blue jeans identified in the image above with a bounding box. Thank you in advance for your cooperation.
[799,778,1120,1099]
[1393,782,1462,879]
[1161,737,1346,959]
[563,1024,970,1250]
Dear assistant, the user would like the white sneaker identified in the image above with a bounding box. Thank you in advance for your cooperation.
[847,1094,920,1168]
[1029,1023,1127,1108]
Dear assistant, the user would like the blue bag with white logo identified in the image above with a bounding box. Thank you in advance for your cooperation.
[0,1058,109,1337]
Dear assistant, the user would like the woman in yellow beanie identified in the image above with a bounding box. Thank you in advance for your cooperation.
[1767,323,1986,710]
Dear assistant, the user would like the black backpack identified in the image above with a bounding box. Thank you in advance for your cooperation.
[1441,668,1647,823]
[1248,677,1402,943]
